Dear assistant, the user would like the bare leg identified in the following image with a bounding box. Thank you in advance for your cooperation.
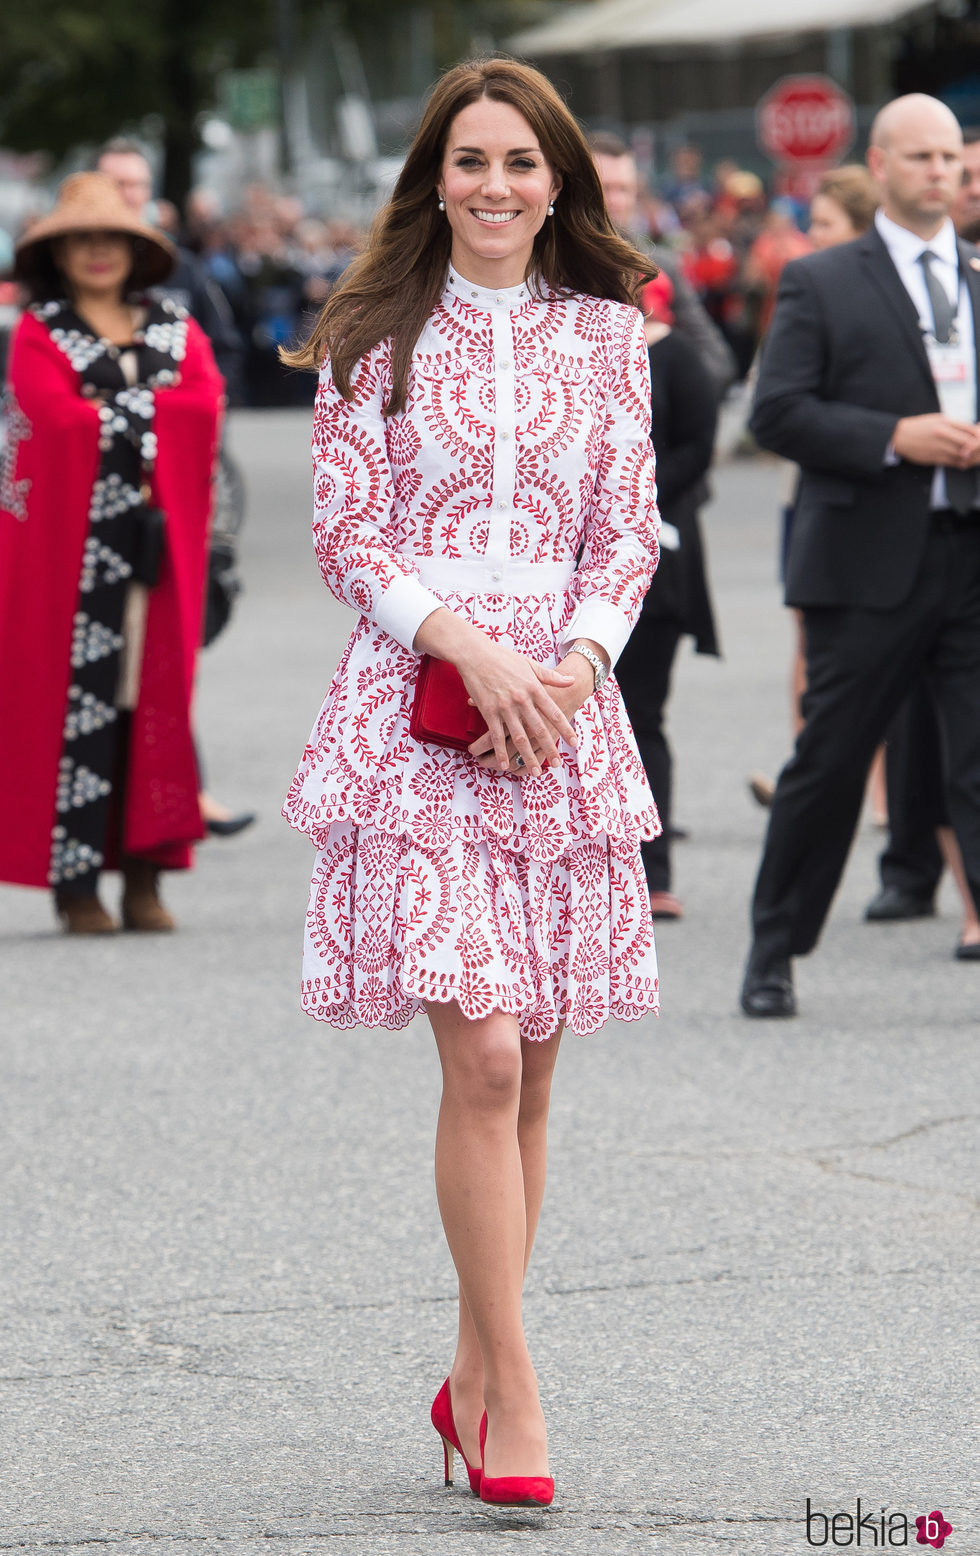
[867,747,888,829]
[429,1002,556,1478]
[937,825,980,945]
[791,608,806,736]
[448,1030,563,1464]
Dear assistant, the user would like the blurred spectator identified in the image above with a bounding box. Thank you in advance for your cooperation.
[617,271,720,920]
[718,170,768,260]
[662,144,708,211]
[743,199,813,340]
[232,215,309,406]
[97,139,244,403]
[678,203,754,379]
[809,164,879,248]
[0,173,223,933]
[589,131,736,397]
[953,126,980,243]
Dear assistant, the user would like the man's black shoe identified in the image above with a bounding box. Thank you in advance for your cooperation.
[864,887,935,922]
[740,957,797,1018]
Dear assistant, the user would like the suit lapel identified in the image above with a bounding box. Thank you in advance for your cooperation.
[957,237,980,417]
[859,226,934,396]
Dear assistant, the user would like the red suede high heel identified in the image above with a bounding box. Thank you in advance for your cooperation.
[478,1411,555,1507]
[430,1378,482,1495]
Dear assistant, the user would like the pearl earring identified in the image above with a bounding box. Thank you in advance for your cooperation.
[547,202,555,216]
[437,196,446,212]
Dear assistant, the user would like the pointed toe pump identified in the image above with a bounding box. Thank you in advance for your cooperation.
[430,1377,482,1495]
[478,1412,554,1508]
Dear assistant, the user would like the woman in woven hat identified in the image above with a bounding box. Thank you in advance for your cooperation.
[0,172,224,932]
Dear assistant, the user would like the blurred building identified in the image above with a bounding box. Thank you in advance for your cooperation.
[510,0,980,174]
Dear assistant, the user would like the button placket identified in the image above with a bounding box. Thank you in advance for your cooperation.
[489,303,518,576]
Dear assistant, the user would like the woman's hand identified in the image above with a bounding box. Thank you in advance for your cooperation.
[469,650,597,773]
[462,645,584,775]
[413,607,580,776]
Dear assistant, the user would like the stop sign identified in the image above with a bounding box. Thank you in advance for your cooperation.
[756,75,855,164]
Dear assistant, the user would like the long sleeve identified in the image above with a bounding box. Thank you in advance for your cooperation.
[311,345,444,651]
[563,307,660,666]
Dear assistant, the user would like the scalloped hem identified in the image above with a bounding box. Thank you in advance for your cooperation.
[282,797,661,863]
[301,981,660,1040]
[299,821,660,1040]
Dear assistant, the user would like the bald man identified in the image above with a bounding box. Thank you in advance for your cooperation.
[741,94,980,1016]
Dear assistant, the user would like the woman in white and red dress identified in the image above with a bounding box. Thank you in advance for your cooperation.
[282,59,660,1506]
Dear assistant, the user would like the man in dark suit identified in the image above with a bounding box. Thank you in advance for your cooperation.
[741,93,980,1017]
[862,126,980,953]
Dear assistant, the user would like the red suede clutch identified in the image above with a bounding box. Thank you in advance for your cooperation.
[409,655,488,752]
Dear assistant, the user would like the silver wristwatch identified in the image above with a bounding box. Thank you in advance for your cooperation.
[564,642,609,691]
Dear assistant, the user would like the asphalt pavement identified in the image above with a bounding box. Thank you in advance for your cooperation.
[1,408,977,1555]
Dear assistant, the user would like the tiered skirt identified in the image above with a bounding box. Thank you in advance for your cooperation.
[283,588,660,1037]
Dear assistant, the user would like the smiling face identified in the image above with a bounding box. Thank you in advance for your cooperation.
[437,97,561,288]
[54,231,133,300]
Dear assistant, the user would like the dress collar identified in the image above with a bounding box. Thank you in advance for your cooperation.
[444,265,532,310]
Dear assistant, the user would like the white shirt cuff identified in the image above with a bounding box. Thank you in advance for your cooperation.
[560,600,634,667]
[374,573,446,652]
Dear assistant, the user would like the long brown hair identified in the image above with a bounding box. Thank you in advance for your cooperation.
[282,57,655,414]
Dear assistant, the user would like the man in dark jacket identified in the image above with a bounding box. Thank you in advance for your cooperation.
[590,132,736,399]
[741,93,980,1017]
[97,140,244,402]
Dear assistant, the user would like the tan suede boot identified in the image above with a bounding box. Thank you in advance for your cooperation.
[121,859,176,932]
[54,890,119,934]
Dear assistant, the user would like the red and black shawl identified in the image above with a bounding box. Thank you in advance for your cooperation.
[0,299,224,889]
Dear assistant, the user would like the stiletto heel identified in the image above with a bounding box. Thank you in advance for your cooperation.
[441,1435,455,1487]
[430,1377,482,1495]
[478,1411,554,1508]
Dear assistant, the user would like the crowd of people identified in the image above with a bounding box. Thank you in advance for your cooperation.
[13,132,971,407]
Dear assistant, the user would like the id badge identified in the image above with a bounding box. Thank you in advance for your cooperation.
[925,332,976,423]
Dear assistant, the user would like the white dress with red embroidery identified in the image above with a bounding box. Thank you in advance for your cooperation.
[283,269,662,1038]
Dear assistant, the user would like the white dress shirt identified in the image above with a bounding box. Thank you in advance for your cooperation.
[875,208,977,508]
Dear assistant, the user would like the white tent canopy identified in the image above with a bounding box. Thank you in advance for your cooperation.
[511,0,933,55]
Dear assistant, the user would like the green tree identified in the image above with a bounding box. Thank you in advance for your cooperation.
[0,0,306,203]
[0,0,570,205]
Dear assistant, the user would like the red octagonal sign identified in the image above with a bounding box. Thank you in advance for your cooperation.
[757,74,855,164]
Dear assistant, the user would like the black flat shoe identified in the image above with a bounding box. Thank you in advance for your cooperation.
[864,887,935,922]
[740,957,797,1018]
[954,940,980,961]
[206,812,257,838]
